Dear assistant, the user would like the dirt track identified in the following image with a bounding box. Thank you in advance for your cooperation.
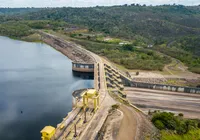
[125,87,200,119]
[117,105,156,140]
[117,105,137,140]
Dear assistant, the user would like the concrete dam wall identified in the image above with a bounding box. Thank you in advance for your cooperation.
[39,32,94,63]
[130,81,200,94]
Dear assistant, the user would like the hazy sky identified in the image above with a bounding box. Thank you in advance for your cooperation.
[0,0,199,7]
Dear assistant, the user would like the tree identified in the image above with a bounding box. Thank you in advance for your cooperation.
[178,113,184,117]
[87,36,91,40]
[122,44,134,51]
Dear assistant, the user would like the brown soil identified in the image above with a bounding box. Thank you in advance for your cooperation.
[117,105,158,140]
[117,105,137,140]
[97,109,123,140]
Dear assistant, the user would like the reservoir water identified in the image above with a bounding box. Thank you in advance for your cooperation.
[0,36,94,140]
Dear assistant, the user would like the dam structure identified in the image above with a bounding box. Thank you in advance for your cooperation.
[39,32,130,140]
[39,31,200,140]
[72,62,94,73]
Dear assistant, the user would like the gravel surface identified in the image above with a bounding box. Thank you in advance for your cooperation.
[125,87,200,119]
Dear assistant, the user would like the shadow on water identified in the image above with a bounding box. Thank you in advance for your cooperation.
[72,71,94,80]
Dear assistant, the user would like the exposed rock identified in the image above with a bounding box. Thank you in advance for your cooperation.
[40,32,94,63]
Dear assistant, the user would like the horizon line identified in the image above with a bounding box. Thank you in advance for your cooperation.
[0,3,200,8]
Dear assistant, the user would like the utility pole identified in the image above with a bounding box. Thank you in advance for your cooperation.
[74,123,77,137]
[84,107,87,123]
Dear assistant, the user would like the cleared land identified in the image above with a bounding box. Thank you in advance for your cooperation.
[125,87,200,119]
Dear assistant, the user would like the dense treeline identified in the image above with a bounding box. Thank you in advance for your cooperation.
[0,22,32,37]
[175,36,200,56]
[0,20,70,38]
[17,5,200,41]
[151,36,200,73]
[151,112,200,140]
[1,5,200,41]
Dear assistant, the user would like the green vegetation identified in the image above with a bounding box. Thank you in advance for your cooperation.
[164,79,186,86]
[161,129,200,140]
[111,104,119,110]
[0,20,70,39]
[0,5,199,72]
[21,33,42,42]
[25,20,69,30]
[19,5,200,40]
[71,33,130,44]
[152,40,200,73]
[0,22,32,37]
[71,39,171,70]
[151,112,200,140]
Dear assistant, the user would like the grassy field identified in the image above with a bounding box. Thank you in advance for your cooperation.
[161,129,200,140]
[21,33,42,42]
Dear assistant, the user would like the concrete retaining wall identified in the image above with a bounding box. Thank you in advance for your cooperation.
[72,62,94,73]
[130,81,200,94]
[39,31,94,63]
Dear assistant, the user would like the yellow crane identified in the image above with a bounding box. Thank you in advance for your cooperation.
[81,89,100,111]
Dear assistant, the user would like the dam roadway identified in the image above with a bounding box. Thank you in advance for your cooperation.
[78,48,116,140]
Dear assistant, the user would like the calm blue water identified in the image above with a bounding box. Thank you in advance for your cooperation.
[0,36,93,140]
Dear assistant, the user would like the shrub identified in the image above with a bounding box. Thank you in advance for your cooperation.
[198,122,200,128]
[152,112,200,135]
[122,44,134,51]
[185,120,198,132]
[178,113,184,117]
[111,104,119,110]
[154,120,165,130]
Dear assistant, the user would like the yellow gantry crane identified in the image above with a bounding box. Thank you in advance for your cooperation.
[40,89,100,140]
[81,89,100,111]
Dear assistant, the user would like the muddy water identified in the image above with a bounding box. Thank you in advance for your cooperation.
[0,36,93,140]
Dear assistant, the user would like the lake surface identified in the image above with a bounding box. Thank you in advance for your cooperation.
[0,36,94,140]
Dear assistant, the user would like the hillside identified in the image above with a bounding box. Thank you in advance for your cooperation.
[0,5,199,73]
[1,5,200,45]
[20,5,200,40]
